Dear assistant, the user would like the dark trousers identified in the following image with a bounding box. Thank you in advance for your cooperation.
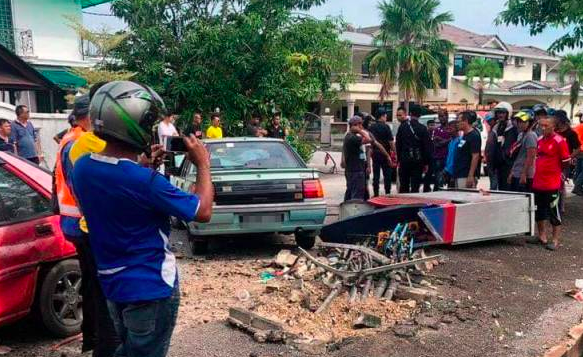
[107,286,180,357]
[372,157,392,196]
[399,162,423,193]
[68,235,120,357]
[510,177,533,193]
[496,164,512,191]
[344,170,366,201]
[432,159,447,191]
[26,157,40,165]
[422,159,437,192]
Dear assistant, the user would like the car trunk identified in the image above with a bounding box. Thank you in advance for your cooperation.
[187,168,317,206]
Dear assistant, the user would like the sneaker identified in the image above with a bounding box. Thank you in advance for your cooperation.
[545,242,558,251]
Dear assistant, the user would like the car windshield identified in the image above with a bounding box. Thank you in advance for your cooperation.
[190,141,303,173]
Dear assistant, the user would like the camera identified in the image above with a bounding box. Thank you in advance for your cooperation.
[164,136,188,152]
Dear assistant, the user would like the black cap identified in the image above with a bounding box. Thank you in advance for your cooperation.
[73,94,90,118]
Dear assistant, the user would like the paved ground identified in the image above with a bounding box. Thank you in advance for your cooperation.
[1,170,582,356]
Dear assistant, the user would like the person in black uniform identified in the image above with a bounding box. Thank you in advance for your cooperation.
[395,106,432,193]
[368,109,395,196]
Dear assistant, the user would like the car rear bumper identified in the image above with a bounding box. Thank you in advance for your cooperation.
[187,200,327,236]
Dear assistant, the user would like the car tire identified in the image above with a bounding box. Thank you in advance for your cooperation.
[295,231,317,249]
[188,235,209,255]
[39,259,82,337]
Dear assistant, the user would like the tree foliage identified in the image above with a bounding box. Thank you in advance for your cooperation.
[496,0,583,53]
[464,58,503,105]
[558,53,583,118]
[366,0,455,110]
[109,0,352,140]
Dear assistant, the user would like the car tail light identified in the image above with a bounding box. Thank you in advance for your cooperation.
[303,179,324,199]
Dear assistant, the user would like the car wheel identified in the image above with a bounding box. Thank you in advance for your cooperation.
[39,259,82,337]
[295,231,317,249]
[188,235,209,255]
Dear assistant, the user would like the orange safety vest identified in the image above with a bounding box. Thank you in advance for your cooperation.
[55,126,84,218]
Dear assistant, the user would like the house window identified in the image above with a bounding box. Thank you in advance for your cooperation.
[361,60,370,77]
[0,0,14,51]
[454,54,465,76]
[532,63,542,81]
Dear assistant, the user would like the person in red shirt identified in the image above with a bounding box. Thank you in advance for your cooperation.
[531,117,571,250]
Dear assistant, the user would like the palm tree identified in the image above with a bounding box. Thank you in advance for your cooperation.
[558,53,583,120]
[465,58,503,105]
[366,0,455,112]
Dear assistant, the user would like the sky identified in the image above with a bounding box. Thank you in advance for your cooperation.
[83,0,568,52]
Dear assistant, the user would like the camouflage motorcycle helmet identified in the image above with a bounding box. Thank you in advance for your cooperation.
[90,81,166,150]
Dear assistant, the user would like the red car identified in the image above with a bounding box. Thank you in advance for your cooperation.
[0,151,81,336]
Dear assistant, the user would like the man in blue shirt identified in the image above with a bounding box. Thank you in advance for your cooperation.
[0,119,15,153]
[72,81,213,357]
[10,105,40,164]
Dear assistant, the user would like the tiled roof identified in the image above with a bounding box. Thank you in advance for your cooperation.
[353,23,557,59]
[456,78,571,95]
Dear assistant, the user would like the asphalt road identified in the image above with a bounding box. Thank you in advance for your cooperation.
[2,196,583,357]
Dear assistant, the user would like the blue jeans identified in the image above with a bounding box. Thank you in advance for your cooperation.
[107,285,180,357]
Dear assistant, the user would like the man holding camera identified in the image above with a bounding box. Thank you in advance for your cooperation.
[72,81,214,357]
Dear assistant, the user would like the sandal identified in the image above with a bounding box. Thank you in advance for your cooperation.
[526,237,546,245]
[545,242,558,251]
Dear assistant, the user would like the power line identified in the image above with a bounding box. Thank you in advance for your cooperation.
[82,10,115,17]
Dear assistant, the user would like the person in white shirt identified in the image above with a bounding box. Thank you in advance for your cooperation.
[158,114,178,144]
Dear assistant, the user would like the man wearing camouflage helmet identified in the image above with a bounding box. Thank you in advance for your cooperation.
[72,81,214,357]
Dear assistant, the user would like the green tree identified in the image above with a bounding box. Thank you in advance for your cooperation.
[464,58,503,105]
[108,0,352,157]
[366,0,455,111]
[558,53,583,119]
[65,16,134,104]
[496,0,583,53]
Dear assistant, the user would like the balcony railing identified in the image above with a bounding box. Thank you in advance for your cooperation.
[0,27,34,57]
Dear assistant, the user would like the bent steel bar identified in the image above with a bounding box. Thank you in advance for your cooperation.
[298,247,441,281]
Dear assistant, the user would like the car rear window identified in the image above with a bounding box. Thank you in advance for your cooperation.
[190,141,304,172]
[0,166,51,224]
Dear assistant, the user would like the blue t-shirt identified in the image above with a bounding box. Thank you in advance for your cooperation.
[10,120,37,159]
[72,154,200,303]
[445,137,461,176]
[59,141,82,238]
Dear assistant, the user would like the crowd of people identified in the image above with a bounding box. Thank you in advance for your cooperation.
[342,101,583,251]
[154,110,288,146]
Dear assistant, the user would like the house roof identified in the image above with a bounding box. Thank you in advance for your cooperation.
[458,78,573,96]
[0,44,56,91]
[81,0,112,9]
[353,23,557,60]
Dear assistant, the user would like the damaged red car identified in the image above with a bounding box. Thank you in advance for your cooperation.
[0,151,81,337]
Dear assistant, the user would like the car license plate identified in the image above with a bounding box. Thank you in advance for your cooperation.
[239,214,283,224]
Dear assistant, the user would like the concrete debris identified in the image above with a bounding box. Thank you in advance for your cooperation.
[393,324,418,338]
[394,286,437,302]
[353,313,382,329]
[228,307,285,343]
[292,338,328,355]
[265,282,281,293]
[415,315,440,330]
[275,250,298,267]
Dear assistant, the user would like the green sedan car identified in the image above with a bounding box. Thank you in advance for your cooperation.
[170,138,327,254]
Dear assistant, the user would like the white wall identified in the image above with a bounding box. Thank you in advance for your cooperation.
[0,101,69,168]
[12,0,83,63]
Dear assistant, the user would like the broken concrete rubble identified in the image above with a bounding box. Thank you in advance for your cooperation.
[353,313,382,329]
[275,250,298,267]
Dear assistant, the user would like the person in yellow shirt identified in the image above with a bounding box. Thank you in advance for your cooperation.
[206,113,223,139]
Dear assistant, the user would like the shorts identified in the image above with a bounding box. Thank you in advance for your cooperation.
[534,190,561,226]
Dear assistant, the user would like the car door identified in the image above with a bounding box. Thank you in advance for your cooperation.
[0,164,55,326]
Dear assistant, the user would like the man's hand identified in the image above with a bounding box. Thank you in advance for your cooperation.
[519,173,527,185]
[423,165,429,174]
[185,135,210,169]
[366,166,371,176]
[138,144,166,169]
[466,176,476,188]
[507,173,512,185]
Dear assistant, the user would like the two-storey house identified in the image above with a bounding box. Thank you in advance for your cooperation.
[328,24,582,122]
